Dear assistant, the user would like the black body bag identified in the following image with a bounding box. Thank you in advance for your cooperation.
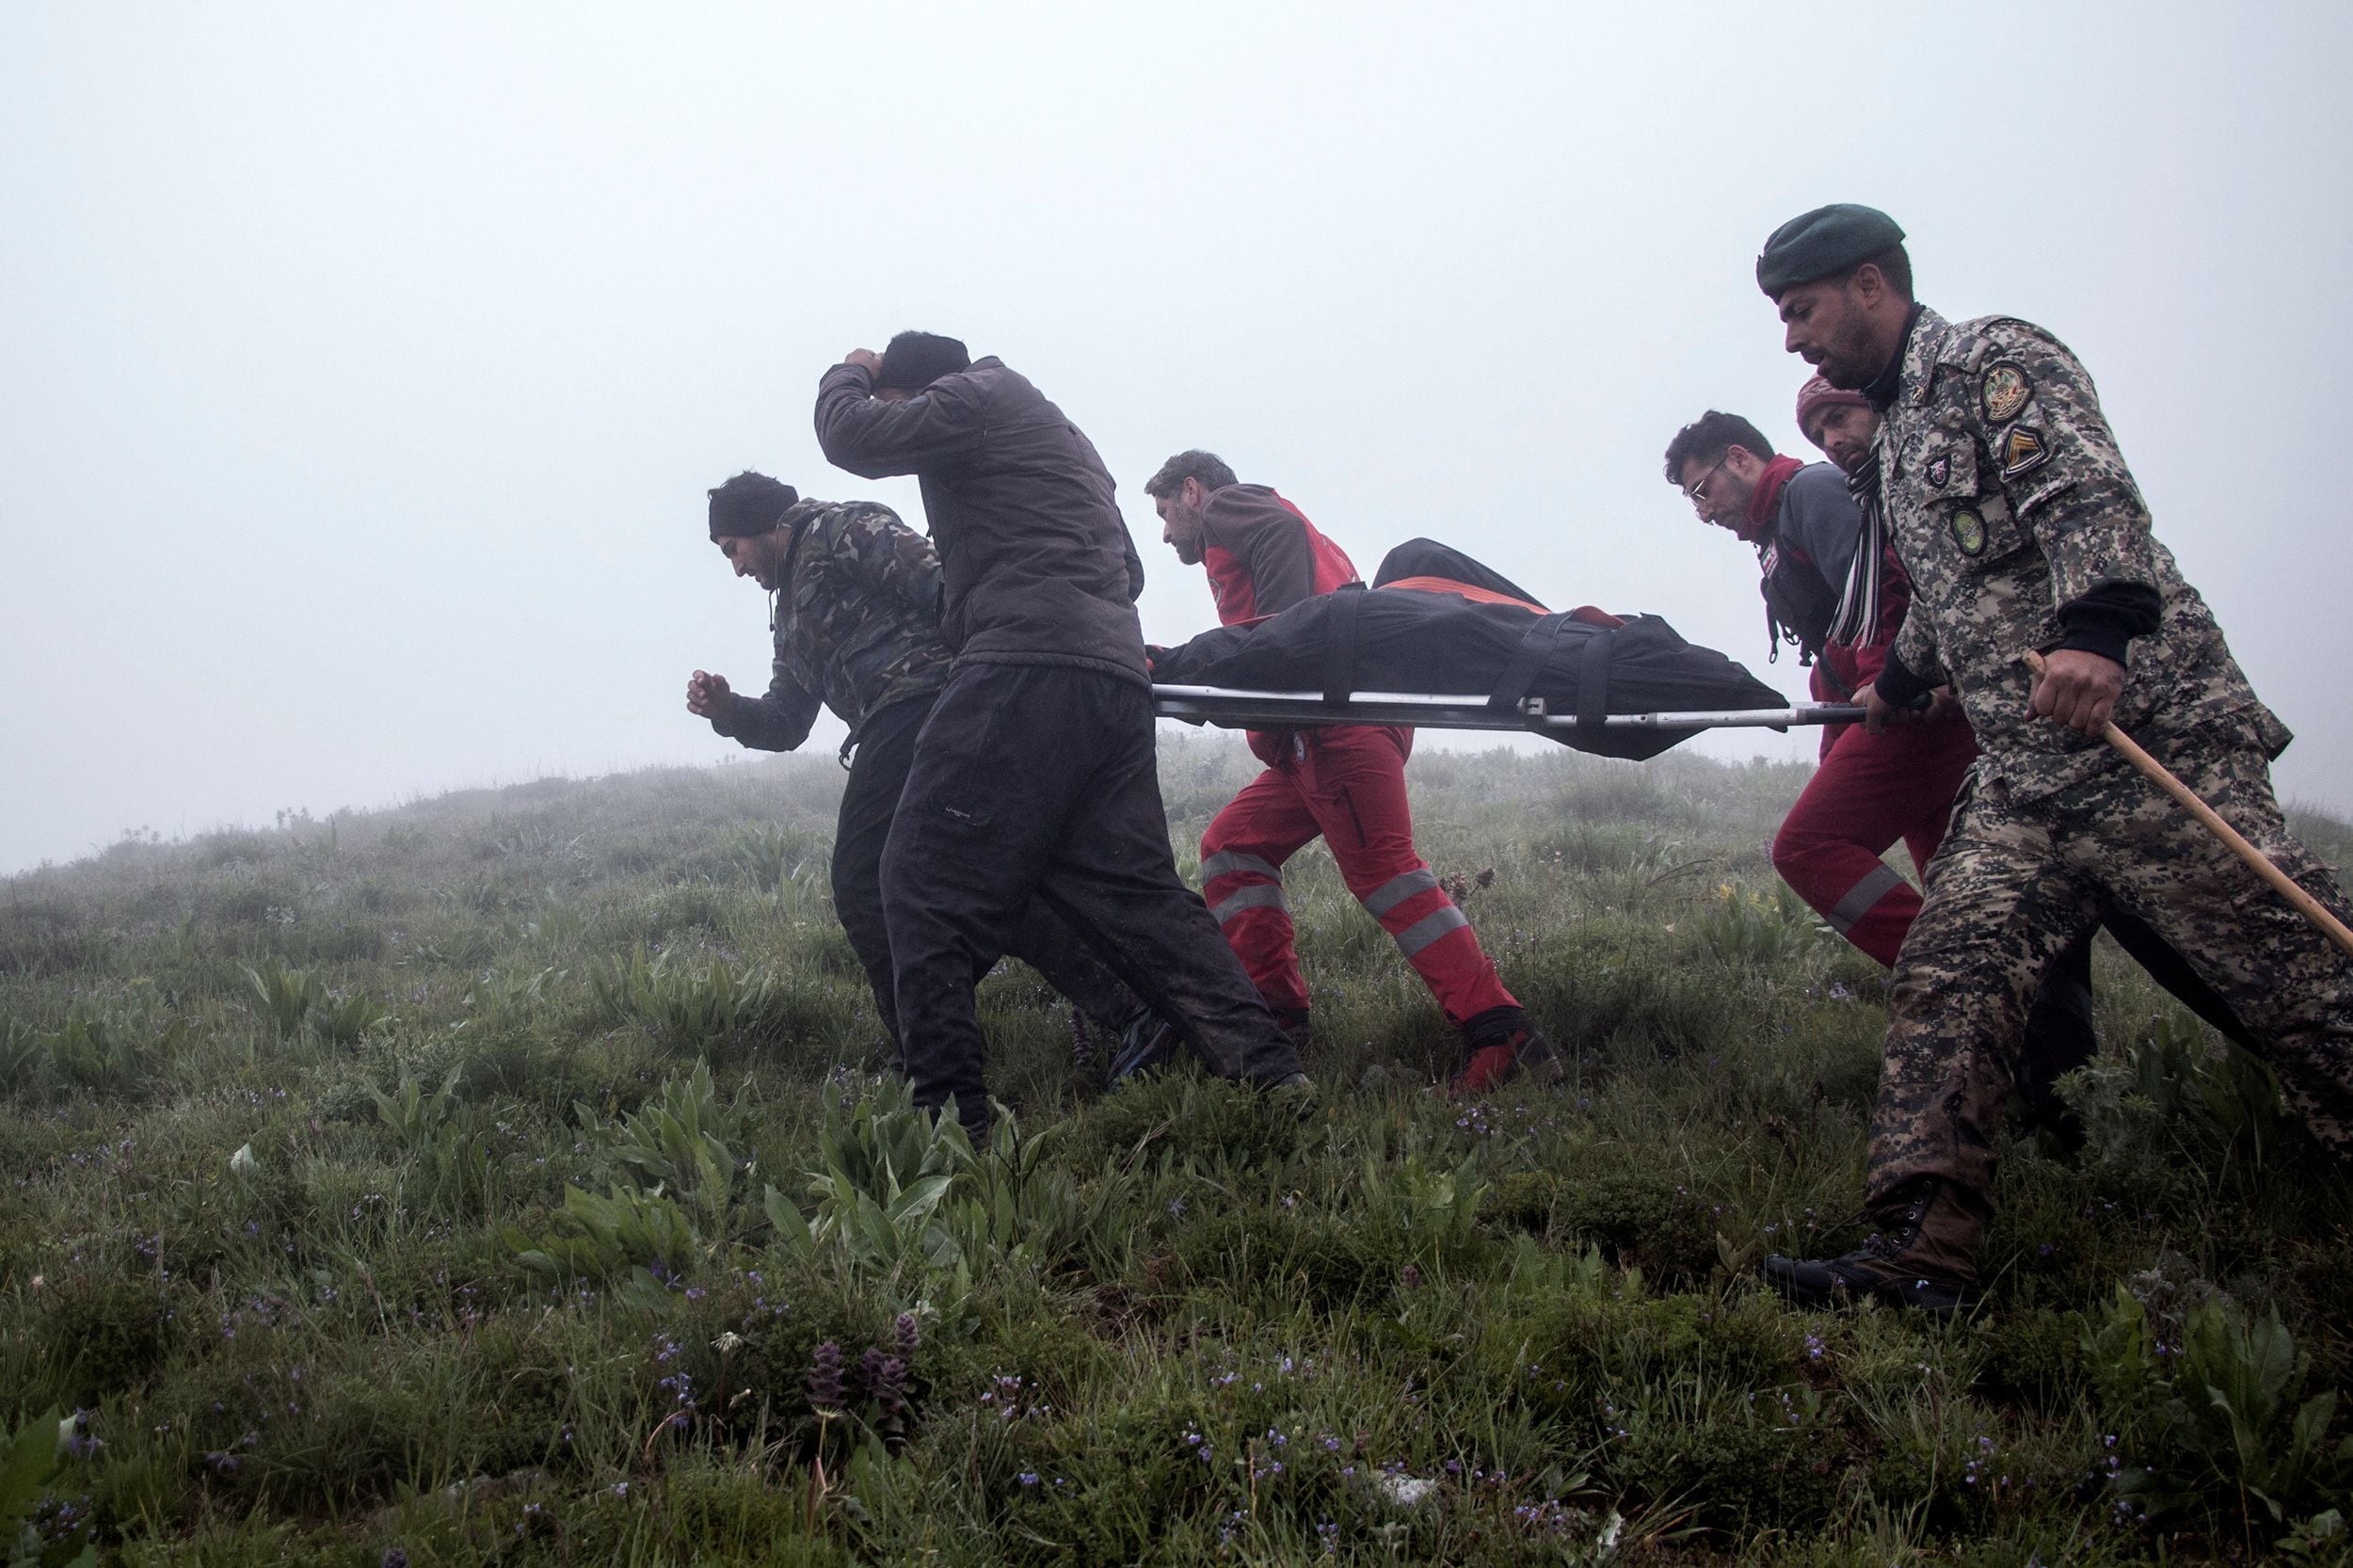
[1149,581,1786,762]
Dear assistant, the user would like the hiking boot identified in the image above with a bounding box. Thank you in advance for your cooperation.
[1763,1177,1988,1319]
[1272,1006,1314,1052]
[1449,1008,1563,1096]
[2017,1102,2088,1162]
[1257,1070,1319,1117]
[1106,1013,1178,1085]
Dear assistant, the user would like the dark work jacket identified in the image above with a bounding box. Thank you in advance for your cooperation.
[813,357,1150,683]
[1753,463,1858,662]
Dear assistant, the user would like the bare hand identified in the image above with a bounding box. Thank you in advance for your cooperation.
[1925,685,1962,723]
[2028,648,2125,735]
[686,669,732,717]
[1863,683,1910,734]
[843,348,883,378]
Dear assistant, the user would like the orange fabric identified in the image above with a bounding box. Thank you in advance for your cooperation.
[1380,577,1625,630]
[1379,575,1545,612]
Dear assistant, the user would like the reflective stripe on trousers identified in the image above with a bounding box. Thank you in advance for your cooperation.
[1196,724,1516,1024]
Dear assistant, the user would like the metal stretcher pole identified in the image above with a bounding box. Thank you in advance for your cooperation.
[1148,684,1864,733]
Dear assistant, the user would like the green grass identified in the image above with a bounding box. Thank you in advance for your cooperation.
[2,736,2348,1564]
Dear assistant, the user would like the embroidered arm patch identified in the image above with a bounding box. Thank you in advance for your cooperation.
[1981,362,2031,423]
[1998,425,2049,479]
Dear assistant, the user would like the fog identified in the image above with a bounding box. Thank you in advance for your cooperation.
[5,3,2348,874]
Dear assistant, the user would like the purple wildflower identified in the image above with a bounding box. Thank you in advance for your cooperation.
[867,1352,910,1423]
[59,1410,102,1461]
[808,1340,845,1412]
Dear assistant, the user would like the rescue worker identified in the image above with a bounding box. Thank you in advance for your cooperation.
[1662,406,1982,968]
[1798,376,1880,478]
[686,470,1174,1072]
[1753,202,2353,1312]
[1784,386,2252,1068]
[813,334,1309,1140]
[1142,451,1560,1093]
[1663,398,2241,1138]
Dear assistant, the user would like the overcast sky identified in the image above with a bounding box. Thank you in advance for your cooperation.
[5,3,2348,874]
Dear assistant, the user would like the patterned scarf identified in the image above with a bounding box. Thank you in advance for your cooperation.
[1824,436,1887,648]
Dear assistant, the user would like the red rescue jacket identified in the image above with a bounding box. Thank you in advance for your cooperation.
[1197,485,1364,763]
[1200,485,1360,625]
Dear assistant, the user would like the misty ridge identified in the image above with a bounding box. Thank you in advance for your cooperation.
[9,5,2351,878]
[4,736,2352,1561]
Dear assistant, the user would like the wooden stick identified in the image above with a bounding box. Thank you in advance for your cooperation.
[2025,651,2353,959]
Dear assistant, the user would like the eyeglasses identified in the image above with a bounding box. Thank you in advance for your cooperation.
[1681,456,1730,510]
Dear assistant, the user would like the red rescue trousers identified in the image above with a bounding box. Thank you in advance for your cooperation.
[1771,712,1981,968]
[1199,724,1518,1025]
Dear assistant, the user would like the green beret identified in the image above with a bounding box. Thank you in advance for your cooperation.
[1755,203,1905,296]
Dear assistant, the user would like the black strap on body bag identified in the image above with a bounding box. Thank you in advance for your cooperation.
[1575,622,1612,732]
[1321,584,1368,704]
[1487,612,1572,712]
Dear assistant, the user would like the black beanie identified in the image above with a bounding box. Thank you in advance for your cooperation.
[874,331,971,392]
[707,472,798,537]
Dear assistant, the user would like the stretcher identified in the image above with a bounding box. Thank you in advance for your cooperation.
[1142,538,1863,758]
[1151,684,1865,739]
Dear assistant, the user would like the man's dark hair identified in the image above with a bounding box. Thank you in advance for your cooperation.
[1843,243,1913,302]
[874,331,972,392]
[1662,412,1775,486]
[708,471,799,537]
[1142,449,1240,500]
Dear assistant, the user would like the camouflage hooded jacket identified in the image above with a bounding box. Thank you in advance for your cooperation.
[1877,306,2289,797]
[709,499,953,754]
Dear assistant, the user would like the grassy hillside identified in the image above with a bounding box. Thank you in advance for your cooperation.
[3,737,2349,1565]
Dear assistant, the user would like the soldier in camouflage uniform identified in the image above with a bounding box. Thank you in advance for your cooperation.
[689,472,1170,1067]
[1749,205,2353,1313]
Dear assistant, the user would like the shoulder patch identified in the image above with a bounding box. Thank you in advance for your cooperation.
[1949,508,1988,557]
[1926,453,1951,488]
[1998,426,2049,479]
[1981,362,2032,424]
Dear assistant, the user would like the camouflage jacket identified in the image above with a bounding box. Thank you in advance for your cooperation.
[709,499,952,754]
[1877,307,2289,797]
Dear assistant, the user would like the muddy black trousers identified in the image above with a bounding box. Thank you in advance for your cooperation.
[833,692,1148,1058]
[880,663,1305,1135]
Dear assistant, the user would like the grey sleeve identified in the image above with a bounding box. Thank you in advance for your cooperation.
[1782,465,1864,595]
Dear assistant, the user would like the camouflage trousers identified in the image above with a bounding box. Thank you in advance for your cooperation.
[1868,729,2353,1206]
